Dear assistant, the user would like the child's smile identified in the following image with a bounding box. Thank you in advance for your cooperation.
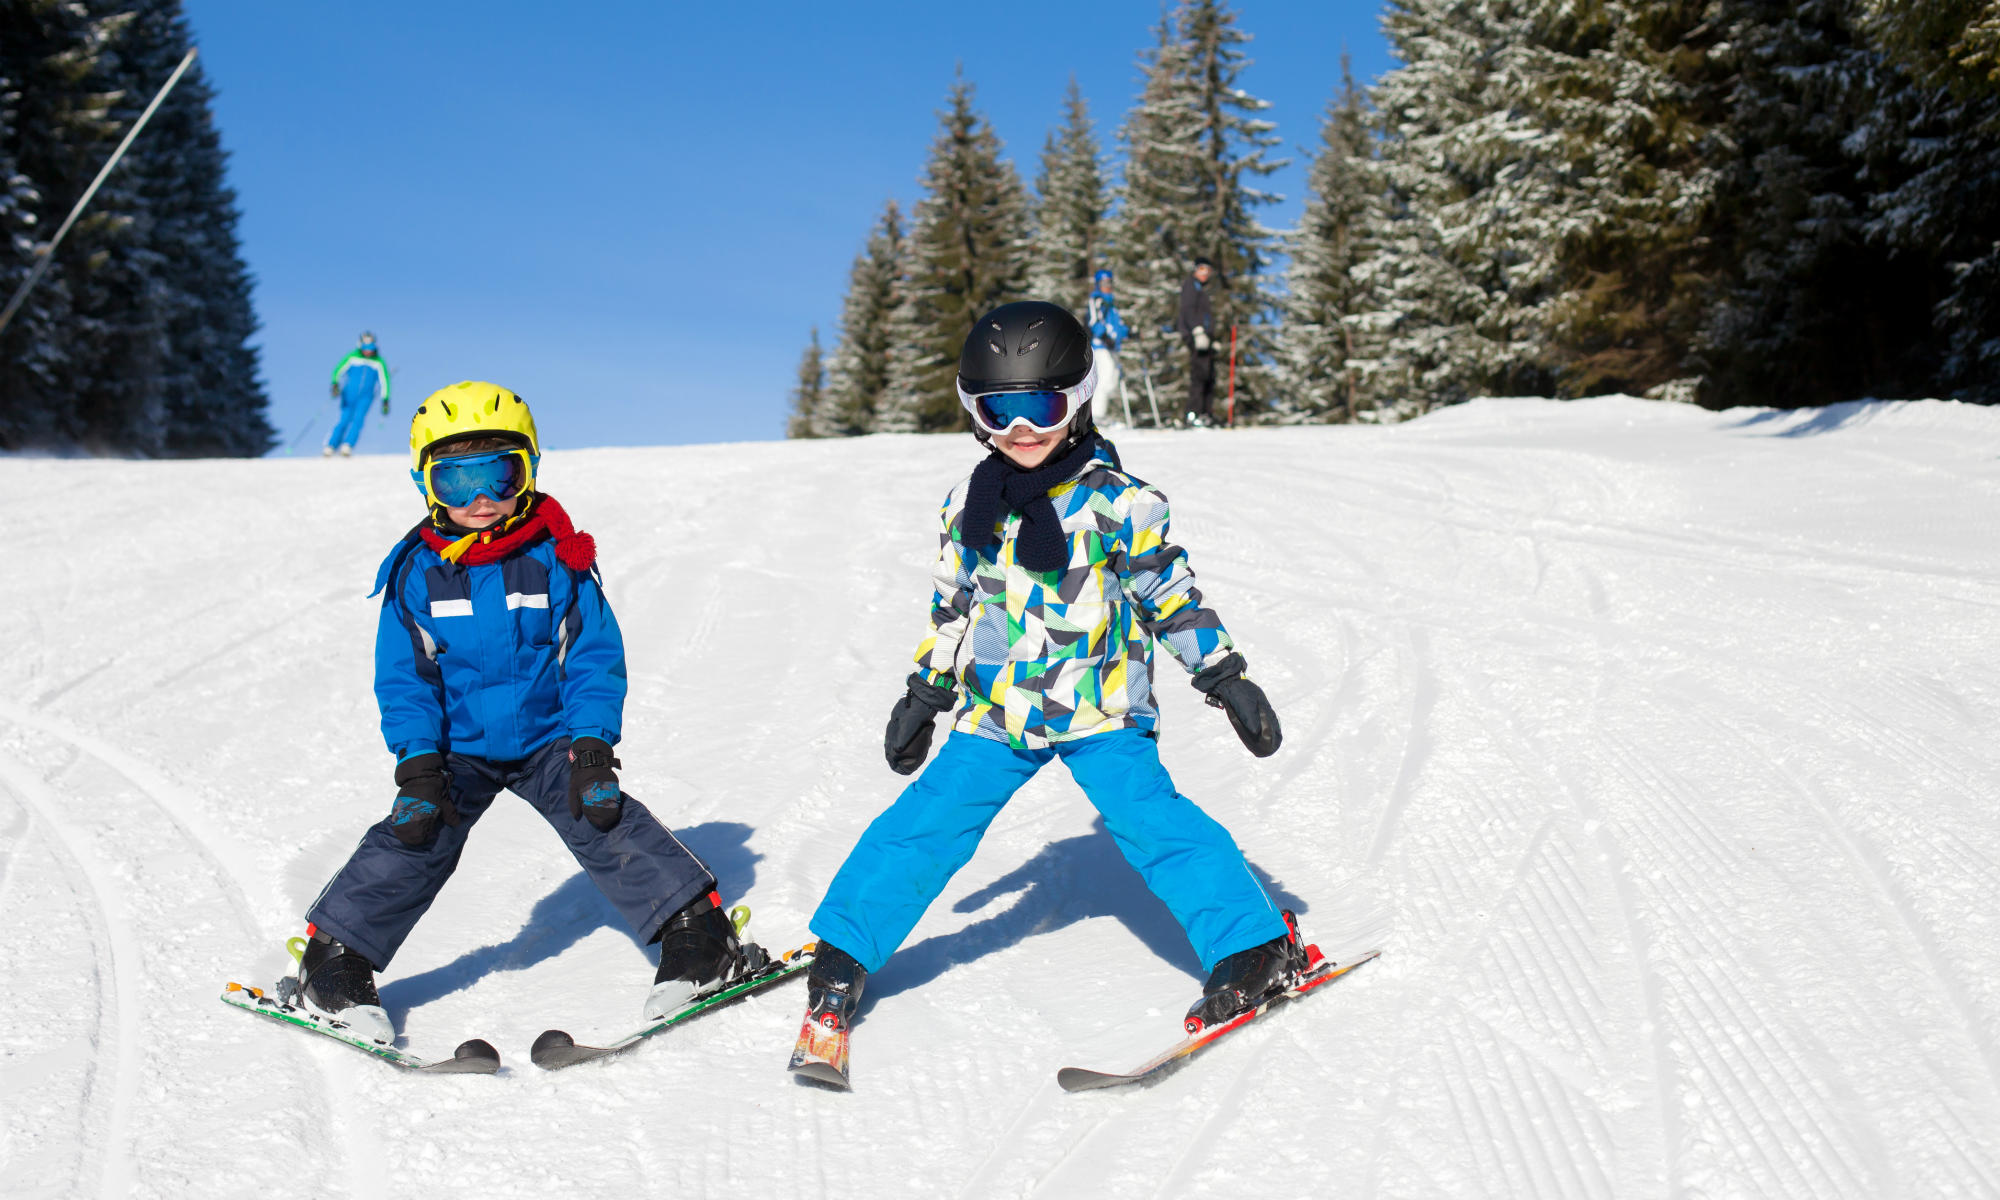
[997,426,1062,469]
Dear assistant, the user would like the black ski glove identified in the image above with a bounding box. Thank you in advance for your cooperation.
[885,672,957,775]
[388,752,460,846]
[1192,653,1282,758]
[567,737,624,830]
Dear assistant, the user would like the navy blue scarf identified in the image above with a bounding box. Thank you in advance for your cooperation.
[958,434,1103,572]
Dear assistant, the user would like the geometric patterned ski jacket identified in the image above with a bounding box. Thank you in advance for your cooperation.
[913,440,1236,749]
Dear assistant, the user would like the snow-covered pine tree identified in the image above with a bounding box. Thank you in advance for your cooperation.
[1027,77,1109,313]
[1357,0,1723,410]
[1112,0,1285,419]
[821,199,903,436]
[1854,0,2000,401]
[786,327,826,439]
[0,0,268,454]
[1274,55,1374,422]
[114,0,271,456]
[879,73,1030,433]
[1692,0,1940,407]
[0,0,117,449]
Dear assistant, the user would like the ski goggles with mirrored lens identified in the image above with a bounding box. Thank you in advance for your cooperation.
[955,360,1097,436]
[419,448,534,507]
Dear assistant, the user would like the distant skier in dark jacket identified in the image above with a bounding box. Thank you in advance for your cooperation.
[1174,259,1217,427]
[288,382,768,1047]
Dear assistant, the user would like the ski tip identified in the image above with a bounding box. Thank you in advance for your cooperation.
[789,1060,851,1091]
[454,1038,501,1063]
[531,1029,576,1058]
[1056,1067,1127,1093]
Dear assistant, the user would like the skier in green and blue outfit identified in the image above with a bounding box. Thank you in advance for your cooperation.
[326,332,390,456]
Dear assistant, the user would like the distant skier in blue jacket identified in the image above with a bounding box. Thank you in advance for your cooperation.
[326,332,391,456]
[291,381,768,1046]
[1086,269,1132,423]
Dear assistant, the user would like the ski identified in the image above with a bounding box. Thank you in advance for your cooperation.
[786,1006,851,1090]
[530,943,816,1070]
[220,981,501,1074]
[1056,946,1382,1092]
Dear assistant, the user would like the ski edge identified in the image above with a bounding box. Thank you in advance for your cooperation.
[1056,947,1383,1093]
[529,943,817,1071]
[220,982,501,1074]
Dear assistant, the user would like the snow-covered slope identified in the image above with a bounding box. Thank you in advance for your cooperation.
[3,398,1998,1198]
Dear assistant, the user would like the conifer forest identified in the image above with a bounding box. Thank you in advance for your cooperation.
[1,0,270,456]
[789,0,2000,436]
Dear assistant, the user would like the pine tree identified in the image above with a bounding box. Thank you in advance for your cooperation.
[1274,56,1374,422]
[0,0,118,449]
[1693,0,1941,407]
[1853,0,2000,400]
[1355,0,1725,410]
[786,327,826,439]
[124,1,272,456]
[878,73,1030,433]
[821,199,903,436]
[1027,77,1109,314]
[1112,0,1285,418]
[0,0,268,454]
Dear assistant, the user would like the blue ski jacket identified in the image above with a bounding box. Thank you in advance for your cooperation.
[1088,292,1129,350]
[367,495,624,763]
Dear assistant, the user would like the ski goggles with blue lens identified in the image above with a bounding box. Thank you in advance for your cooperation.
[955,359,1097,436]
[415,448,535,507]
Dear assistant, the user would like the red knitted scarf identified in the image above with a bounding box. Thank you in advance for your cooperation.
[417,492,597,570]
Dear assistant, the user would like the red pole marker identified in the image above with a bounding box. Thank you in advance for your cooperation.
[1227,324,1238,426]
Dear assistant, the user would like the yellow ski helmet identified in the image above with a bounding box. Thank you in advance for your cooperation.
[408,381,542,503]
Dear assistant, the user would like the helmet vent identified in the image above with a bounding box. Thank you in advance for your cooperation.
[989,340,1004,354]
[1017,338,1040,356]
[1028,318,1045,330]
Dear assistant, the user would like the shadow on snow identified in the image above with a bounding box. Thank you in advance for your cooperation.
[378,820,761,1022]
[863,816,1307,1012]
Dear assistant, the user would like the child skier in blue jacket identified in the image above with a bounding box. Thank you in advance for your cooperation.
[294,381,765,1044]
[791,301,1306,1083]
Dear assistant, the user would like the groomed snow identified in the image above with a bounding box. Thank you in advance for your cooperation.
[3,396,1998,1197]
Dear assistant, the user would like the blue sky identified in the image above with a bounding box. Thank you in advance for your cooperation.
[181,1,1392,454]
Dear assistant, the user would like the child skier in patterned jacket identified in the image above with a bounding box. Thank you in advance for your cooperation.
[290,381,765,1045]
[795,301,1307,1073]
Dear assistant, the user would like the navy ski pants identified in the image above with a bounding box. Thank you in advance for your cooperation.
[810,729,1289,975]
[307,737,715,971]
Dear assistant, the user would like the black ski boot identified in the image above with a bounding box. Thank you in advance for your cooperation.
[644,892,768,1020]
[293,930,394,1045]
[803,943,868,1034]
[1183,910,1309,1034]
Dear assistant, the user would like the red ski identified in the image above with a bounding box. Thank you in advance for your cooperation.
[1056,946,1381,1092]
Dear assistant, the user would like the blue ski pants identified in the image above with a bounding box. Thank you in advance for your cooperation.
[327,391,371,450]
[307,738,715,970]
[810,729,1289,975]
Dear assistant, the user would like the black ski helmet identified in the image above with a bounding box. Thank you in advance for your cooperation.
[956,300,1096,447]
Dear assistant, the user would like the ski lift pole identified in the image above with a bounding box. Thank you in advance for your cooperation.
[1226,324,1238,427]
[0,47,200,337]
[1138,348,1163,427]
[1112,347,1134,426]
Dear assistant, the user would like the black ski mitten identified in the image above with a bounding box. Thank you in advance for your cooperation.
[567,737,624,830]
[388,752,460,846]
[884,673,957,775]
[1191,653,1282,758]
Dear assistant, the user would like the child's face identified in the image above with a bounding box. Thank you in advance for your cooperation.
[994,424,1064,470]
[445,493,520,529]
